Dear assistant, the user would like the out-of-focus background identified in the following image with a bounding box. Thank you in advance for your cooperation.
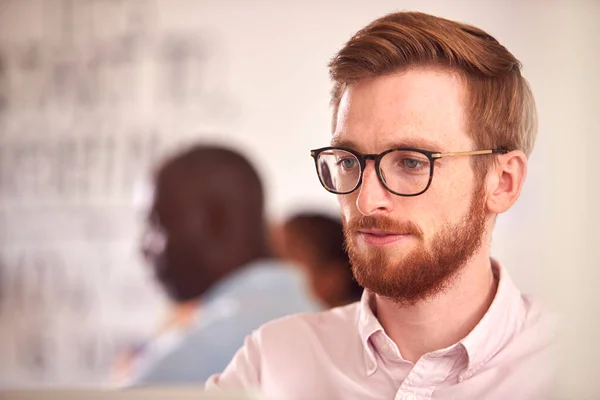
[0,0,598,397]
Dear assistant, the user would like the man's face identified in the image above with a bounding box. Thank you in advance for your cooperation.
[140,176,208,302]
[334,68,488,305]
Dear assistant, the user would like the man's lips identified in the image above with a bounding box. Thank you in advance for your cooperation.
[356,229,411,246]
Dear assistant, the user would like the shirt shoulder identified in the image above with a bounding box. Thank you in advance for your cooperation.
[129,326,219,384]
[205,302,363,390]
[482,293,558,375]
[253,302,364,374]
[254,301,361,345]
[521,294,558,344]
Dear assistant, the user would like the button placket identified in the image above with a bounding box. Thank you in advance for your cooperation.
[395,352,456,400]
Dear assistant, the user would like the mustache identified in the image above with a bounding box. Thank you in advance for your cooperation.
[344,215,424,238]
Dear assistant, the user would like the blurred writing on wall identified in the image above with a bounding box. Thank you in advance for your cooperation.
[0,0,239,386]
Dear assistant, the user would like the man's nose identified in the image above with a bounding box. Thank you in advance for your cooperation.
[355,162,394,216]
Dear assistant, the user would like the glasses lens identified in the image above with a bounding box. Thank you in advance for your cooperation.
[379,150,431,195]
[316,149,360,193]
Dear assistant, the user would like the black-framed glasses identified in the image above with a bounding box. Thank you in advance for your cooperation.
[310,147,508,197]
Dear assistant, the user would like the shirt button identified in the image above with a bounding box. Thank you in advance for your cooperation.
[406,394,417,400]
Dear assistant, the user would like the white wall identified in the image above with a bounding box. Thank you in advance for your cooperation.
[0,0,597,397]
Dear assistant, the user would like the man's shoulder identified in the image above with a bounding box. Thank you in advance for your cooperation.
[252,301,361,344]
[487,292,559,373]
[519,294,559,348]
[261,300,361,330]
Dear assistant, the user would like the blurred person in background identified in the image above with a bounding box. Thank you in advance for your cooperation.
[206,11,556,399]
[271,212,363,308]
[120,144,320,385]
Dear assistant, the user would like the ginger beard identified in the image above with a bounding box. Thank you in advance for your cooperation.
[344,182,487,306]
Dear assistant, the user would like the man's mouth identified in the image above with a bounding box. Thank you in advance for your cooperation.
[357,229,410,246]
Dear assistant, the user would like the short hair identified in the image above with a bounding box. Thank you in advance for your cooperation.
[329,11,538,177]
[285,213,347,264]
[157,144,265,223]
[284,212,363,302]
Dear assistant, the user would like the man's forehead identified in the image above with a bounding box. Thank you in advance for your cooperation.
[333,69,470,152]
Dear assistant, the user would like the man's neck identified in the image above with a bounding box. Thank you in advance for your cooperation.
[374,252,498,363]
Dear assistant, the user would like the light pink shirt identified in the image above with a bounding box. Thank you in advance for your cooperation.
[206,262,556,400]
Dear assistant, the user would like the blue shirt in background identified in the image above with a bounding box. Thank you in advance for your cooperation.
[128,259,322,385]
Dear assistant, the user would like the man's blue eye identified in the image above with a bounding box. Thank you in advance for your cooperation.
[338,158,357,169]
[343,159,356,168]
[402,158,422,169]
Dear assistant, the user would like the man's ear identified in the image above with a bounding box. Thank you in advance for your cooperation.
[485,150,528,214]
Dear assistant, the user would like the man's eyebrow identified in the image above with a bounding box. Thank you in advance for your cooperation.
[330,136,357,149]
[330,136,443,152]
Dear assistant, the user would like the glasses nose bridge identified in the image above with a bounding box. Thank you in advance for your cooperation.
[360,153,380,168]
[358,153,383,185]
[360,153,382,171]
[362,154,378,162]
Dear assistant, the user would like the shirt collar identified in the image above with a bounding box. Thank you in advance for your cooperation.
[356,259,527,377]
[357,289,383,375]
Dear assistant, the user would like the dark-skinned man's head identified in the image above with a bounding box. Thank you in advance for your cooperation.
[140,145,269,303]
